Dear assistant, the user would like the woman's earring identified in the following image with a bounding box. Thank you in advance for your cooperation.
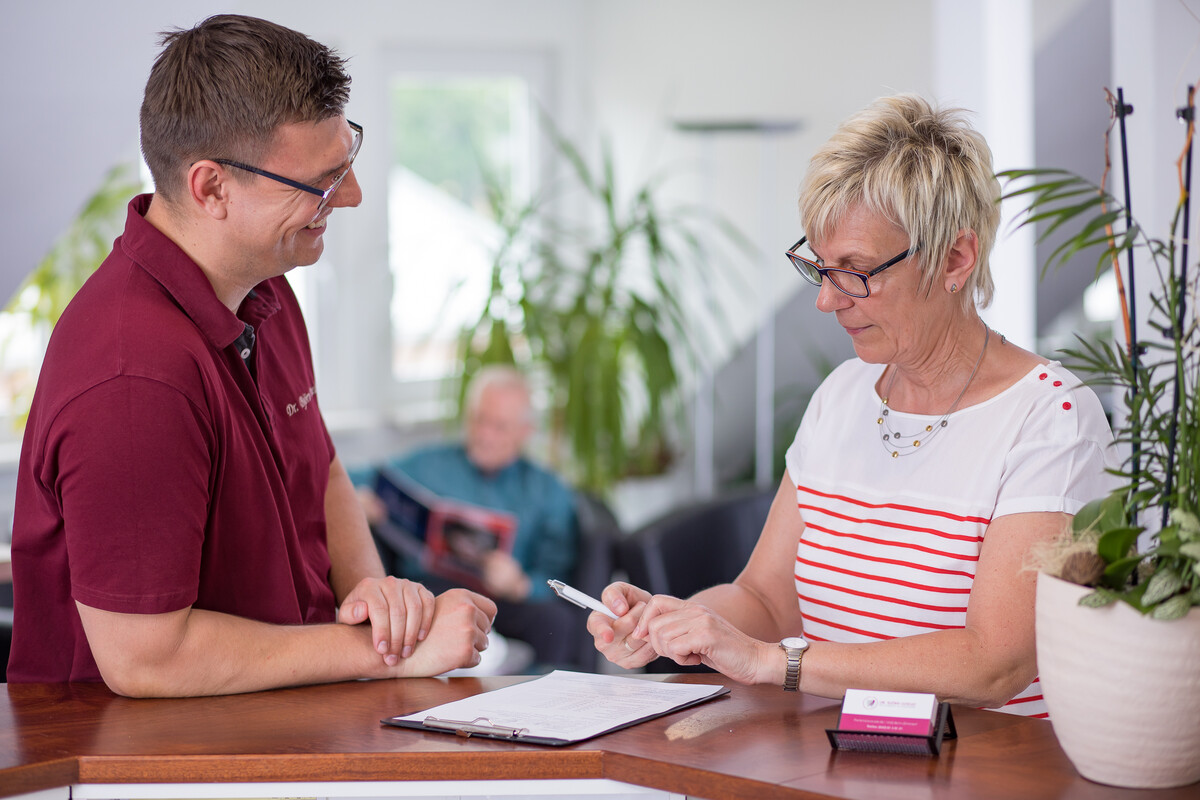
[950,283,958,294]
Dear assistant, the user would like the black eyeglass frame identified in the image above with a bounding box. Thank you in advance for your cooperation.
[212,120,363,215]
[786,235,917,299]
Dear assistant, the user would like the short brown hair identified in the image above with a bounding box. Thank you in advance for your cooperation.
[140,14,351,201]
[798,94,999,308]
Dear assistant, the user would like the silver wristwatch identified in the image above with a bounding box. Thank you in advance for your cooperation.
[779,636,809,692]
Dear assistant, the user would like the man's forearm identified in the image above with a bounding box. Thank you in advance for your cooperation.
[78,588,494,698]
[80,604,389,697]
[325,455,386,600]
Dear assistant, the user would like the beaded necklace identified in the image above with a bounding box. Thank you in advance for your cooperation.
[877,325,990,458]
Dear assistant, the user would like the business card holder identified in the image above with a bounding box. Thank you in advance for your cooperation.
[826,702,956,756]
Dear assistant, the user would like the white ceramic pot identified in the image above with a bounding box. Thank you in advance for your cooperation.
[1035,571,1200,789]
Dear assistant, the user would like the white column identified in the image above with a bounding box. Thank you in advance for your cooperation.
[934,0,1036,349]
[694,135,717,499]
[755,135,778,489]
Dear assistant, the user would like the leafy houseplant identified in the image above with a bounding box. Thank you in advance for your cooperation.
[1000,87,1200,790]
[458,124,747,494]
[1003,86,1200,618]
[1002,149,1200,618]
[2,164,143,428]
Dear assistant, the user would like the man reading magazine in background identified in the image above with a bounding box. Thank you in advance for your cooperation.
[6,13,495,695]
[355,366,581,670]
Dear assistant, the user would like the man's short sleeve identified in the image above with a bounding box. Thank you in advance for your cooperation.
[52,376,214,614]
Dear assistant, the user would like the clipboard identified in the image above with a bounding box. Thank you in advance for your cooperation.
[381,670,730,746]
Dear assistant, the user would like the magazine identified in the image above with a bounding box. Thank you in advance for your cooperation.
[372,468,517,593]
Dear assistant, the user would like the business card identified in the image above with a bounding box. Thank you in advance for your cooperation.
[837,689,939,736]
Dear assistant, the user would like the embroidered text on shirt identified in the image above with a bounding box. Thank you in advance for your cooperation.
[286,385,316,417]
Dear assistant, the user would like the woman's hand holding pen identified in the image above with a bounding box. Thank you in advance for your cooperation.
[587,582,658,668]
[589,581,773,682]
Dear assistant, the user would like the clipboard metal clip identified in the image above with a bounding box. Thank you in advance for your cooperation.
[423,715,529,739]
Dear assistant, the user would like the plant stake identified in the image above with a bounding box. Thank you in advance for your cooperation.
[1114,88,1142,513]
[1163,85,1194,526]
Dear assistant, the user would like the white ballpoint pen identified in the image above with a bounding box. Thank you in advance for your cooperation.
[547,579,619,620]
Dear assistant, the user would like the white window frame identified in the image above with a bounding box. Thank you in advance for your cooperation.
[295,46,555,433]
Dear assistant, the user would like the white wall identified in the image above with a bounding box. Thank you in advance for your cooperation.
[2,0,940,430]
[1108,0,1200,440]
[1113,0,1200,254]
[3,1,208,305]
[585,0,936,362]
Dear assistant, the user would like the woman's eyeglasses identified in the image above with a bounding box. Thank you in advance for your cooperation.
[785,236,916,298]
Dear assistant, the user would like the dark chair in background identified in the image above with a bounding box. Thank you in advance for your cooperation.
[568,492,623,671]
[1,547,11,680]
[0,584,11,682]
[617,484,776,673]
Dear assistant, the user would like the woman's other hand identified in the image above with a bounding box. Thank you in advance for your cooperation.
[635,595,777,685]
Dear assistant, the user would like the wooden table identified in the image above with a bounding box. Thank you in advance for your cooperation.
[0,675,1192,800]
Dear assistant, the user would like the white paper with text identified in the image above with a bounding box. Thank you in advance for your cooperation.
[390,670,727,742]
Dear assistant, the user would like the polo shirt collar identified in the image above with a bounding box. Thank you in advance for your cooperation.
[120,194,282,351]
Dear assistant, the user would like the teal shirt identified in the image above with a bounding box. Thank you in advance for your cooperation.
[362,443,577,602]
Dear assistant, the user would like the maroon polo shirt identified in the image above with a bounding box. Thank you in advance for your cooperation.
[7,194,337,683]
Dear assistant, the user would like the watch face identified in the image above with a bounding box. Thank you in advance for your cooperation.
[781,636,809,651]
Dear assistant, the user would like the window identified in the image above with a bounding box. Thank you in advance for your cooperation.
[388,75,534,384]
[0,294,45,447]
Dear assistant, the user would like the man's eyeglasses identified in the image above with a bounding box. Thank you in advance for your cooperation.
[213,120,363,216]
[785,236,916,299]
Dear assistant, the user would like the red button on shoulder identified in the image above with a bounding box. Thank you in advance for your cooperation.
[1039,373,1048,380]
[1053,380,1063,387]
[1063,401,1072,410]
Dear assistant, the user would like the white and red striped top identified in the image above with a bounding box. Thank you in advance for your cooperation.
[785,358,1118,718]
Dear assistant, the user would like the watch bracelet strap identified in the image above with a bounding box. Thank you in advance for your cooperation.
[783,648,802,692]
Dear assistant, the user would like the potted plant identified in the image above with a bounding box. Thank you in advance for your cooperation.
[2,164,142,429]
[1001,89,1200,789]
[457,123,748,495]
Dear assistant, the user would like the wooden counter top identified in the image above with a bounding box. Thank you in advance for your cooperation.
[0,675,1191,800]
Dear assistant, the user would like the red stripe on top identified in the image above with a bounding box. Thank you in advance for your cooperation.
[803,577,970,613]
[803,520,981,562]
[801,539,977,580]
[795,557,973,595]
[799,504,985,544]
[799,593,963,631]
[797,483,991,525]
[800,609,898,640]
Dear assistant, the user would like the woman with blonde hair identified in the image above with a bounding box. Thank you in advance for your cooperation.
[590,94,1117,717]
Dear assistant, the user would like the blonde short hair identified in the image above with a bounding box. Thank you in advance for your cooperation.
[797,94,999,307]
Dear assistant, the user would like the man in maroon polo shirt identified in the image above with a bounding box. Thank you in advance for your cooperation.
[6,14,496,696]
